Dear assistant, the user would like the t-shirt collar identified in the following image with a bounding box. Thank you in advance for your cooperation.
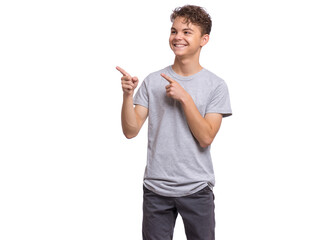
[168,65,206,81]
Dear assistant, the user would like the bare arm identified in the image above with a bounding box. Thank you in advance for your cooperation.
[121,96,148,138]
[162,73,222,148]
[117,66,148,139]
[180,96,222,148]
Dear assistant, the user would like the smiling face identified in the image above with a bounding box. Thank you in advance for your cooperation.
[169,17,209,59]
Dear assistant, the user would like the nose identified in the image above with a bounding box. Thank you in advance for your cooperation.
[174,32,183,40]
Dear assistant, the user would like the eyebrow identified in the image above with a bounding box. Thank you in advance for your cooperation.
[171,27,194,32]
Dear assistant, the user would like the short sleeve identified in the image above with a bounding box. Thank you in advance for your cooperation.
[206,81,232,117]
[133,79,149,109]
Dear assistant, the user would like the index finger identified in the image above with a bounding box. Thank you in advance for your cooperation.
[161,73,175,83]
[116,66,130,76]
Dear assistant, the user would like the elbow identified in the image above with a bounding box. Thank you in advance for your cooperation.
[199,137,214,148]
[125,134,136,139]
[123,130,138,139]
[122,124,140,139]
[124,133,137,139]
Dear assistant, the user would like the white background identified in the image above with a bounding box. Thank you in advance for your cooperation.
[1,0,335,239]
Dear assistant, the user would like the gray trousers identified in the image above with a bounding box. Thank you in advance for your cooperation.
[142,186,215,240]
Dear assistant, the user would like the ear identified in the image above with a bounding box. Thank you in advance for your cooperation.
[200,34,210,47]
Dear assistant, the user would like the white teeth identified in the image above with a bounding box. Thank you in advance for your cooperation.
[174,44,186,47]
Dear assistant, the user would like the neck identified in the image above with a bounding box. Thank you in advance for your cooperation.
[172,55,203,77]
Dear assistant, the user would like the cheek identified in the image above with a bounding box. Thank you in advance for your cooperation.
[169,35,174,42]
[169,37,175,48]
[191,38,201,47]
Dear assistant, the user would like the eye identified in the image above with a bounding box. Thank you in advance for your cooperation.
[171,30,177,34]
[184,31,191,35]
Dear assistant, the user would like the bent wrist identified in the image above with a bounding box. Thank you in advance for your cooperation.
[180,93,192,106]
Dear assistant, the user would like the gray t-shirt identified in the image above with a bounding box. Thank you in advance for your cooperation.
[134,66,232,197]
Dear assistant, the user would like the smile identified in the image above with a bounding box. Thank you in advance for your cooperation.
[173,44,187,48]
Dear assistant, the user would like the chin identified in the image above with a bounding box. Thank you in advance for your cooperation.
[171,48,186,56]
[173,50,185,55]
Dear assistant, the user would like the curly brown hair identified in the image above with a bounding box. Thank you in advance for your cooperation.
[170,5,212,36]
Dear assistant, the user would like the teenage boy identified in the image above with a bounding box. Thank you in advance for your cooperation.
[117,5,232,240]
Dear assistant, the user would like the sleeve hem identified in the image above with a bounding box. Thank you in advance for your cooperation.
[133,102,149,109]
[205,111,232,118]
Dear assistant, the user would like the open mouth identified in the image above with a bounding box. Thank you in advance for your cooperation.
[173,44,187,48]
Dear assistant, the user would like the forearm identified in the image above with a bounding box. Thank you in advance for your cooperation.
[121,93,140,138]
[180,95,213,147]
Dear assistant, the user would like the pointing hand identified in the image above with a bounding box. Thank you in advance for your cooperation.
[116,66,139,96]
[161,73,189,103]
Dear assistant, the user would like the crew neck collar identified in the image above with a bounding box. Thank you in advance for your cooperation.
[168,65,206,81]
